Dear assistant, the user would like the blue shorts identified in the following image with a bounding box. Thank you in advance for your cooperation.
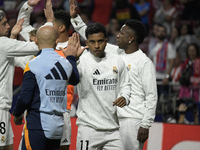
[21,129,60,150]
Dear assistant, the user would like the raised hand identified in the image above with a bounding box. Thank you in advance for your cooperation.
[44,0,54,22]
[10,18,24,39]
[27,0,41,7]
[69,0,78,18]
[61,33,88,59]
[61,33,79,57]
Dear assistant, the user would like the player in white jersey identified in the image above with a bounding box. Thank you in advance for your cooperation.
[69,1,157,149]
[0,10,38,150]
[76,22,130,150]
[116,19,157,150]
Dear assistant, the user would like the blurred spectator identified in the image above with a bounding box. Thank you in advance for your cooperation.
[52,0,65,11]
[171,52,182,92]
[154,0,178,36]
[152,0,162,11]
[194,26,200,49]
[107,18,120,45]
[179,43,200,102]
[169,26,180,49]
[150,24,176,99]
[134,0,150,35]
[177,103,199,125]
[32,13,46,28]
[110,0,140,27]
[91,0,113,26]
[148,23,159,57]
[176,23,199,61]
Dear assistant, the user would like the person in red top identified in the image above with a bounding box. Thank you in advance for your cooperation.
[179,43,200,102]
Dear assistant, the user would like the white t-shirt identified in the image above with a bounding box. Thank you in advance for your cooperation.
[76,52,130,130]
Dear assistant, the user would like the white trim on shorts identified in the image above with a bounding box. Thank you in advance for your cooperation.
[60,111,71,146]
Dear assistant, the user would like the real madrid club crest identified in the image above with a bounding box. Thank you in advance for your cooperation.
[127,64,131,71]
[1,136,5,143]
[113,66,118,74]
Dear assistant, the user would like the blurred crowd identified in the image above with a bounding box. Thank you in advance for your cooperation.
[1,0,200,123]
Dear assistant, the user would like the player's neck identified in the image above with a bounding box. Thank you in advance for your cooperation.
[58,33,69,43]
[124,44,139,54]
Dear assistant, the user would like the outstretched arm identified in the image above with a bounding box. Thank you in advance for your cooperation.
[17,0,41,41]
[70,0,87,40]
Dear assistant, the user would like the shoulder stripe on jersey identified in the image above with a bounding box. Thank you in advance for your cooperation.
[24,62,30,74]
[55,62,68,80]
[50,67,61,79]
[24,56,36,74]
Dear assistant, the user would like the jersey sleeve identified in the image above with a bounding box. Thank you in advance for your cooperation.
[140,60,158,128]
[66,55,80,85]
[17,1,35,41]
[71,15,87,40]
[13,64,37,117]
[0,37,38,57]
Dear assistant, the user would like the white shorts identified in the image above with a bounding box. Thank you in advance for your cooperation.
[119,118,144,150]
[60,111,71,146]
[0,110,13,147]
[76,125,124,150]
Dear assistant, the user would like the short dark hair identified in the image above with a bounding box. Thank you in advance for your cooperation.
[54,10,71,31]
[85,22,107,39]
[125,19,146,45]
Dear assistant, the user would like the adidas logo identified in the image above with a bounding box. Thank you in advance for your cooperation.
[45,61,68,80]
[62,138,68,143]
[93,69,100,75]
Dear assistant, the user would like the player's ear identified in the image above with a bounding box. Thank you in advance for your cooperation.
[35,38,38,46]
[59,24,65,33]
[128,36,134,43]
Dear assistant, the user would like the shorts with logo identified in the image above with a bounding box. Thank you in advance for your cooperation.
[119,118,144,150]
[0,109,13,147]
[60,111,71,146]
[77,125,124,150]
